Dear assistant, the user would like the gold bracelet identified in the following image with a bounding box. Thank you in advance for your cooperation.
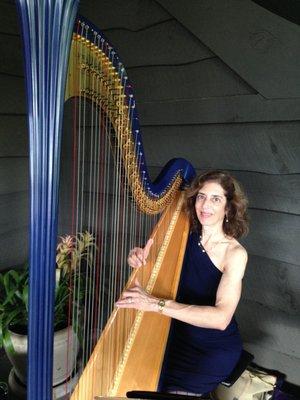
[157,299,166,313]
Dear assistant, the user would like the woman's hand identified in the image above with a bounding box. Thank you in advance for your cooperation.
[127,238,153,268]
[115,278,158,312]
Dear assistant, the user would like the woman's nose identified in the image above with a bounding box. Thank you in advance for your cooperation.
[202,197,210,208]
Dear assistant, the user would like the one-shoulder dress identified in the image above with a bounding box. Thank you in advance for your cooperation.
[159,231,242,395]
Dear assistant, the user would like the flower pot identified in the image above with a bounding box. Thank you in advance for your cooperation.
[4,326,79,386]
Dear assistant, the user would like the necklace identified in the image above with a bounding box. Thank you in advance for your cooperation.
[198,234,226,253]
[197,235,206,252]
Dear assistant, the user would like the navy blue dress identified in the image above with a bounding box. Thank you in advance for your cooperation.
[159,231,242,394]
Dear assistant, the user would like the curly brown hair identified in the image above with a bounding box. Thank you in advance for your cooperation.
[185,170,249,238]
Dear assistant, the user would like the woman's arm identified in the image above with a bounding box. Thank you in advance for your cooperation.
[116,245,248,330]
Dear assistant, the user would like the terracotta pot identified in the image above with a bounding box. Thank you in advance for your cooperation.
[5,326,79,386]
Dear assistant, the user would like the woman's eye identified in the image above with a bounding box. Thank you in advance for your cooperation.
[196,194,205,200]
[213,197,221,203]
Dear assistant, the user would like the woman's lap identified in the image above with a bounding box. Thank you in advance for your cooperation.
[160,346,241,394]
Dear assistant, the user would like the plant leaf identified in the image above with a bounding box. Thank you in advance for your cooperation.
[6,308,22,326]
[22,286,29,312]
[0,316,3,347]
[3,329,15,355]
[9,270,21,284]
[3,287,18,306]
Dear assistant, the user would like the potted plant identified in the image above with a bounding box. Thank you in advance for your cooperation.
[0,231,96,387]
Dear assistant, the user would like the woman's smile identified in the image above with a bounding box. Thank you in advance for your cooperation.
[200,211,213,219]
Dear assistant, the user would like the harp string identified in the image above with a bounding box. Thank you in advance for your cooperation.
[97,35,109,344]
[79,22,89,369]
[72,21,85,383]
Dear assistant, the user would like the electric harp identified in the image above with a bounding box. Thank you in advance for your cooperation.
[16,3,195,399]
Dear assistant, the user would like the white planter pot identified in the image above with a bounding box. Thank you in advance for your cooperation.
[5,326,79,386]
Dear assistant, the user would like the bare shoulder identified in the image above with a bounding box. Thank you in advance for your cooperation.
[227,239,248,261]
[224,238,248,276]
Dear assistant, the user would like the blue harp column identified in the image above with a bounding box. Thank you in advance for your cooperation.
[15,1,79,399]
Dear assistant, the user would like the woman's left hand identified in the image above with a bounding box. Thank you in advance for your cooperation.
[115,278,158,312]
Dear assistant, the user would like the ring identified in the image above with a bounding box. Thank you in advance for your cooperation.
[128,297,132,303]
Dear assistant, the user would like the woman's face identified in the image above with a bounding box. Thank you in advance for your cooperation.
[195,181,227,228]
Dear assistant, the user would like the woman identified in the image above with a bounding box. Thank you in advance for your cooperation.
[116,170,249,396]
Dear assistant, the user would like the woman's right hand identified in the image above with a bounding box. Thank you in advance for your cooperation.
[127,238,153,268]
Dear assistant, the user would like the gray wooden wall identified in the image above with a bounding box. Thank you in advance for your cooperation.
[0,0,28,267]
[0,0,299,385]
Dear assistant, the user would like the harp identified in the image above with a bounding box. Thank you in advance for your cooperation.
[16,2,195,399]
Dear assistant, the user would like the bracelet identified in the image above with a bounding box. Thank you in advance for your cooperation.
[157,299,166,313]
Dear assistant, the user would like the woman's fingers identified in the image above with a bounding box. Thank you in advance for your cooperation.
[118,283,146,304]
[136,248,146,265]
[115,278,159,313]
[115,287,141,307]
[122,284,142,298]
[121,289,136,298]
[127,238,154,268]
[128,248,144,268]
[115,297,136,308]
[128,255,142,268]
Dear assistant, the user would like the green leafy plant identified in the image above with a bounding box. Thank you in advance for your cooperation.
[0,231,96,353]
[0,266,29,350]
